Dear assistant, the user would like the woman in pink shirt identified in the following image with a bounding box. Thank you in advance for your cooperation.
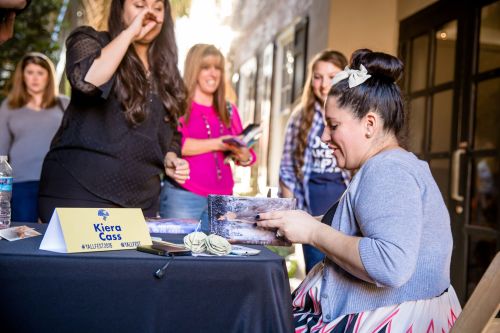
[159,44,256,230]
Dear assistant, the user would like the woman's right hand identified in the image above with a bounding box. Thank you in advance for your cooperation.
[83,9,158,87]
[215,135,234,152]
[125,9,159,42]
[256,210,321,244]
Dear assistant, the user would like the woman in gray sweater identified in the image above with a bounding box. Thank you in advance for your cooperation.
[0,53,68,222]
[257,49,461,332]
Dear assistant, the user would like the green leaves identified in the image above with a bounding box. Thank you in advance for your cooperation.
[0,0,62,100]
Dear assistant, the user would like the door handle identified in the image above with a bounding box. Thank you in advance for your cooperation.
[451,142,467,202]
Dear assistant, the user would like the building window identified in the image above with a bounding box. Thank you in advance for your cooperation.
[280,42,294,113]
[274,26,295,114]
[237,57,257,126]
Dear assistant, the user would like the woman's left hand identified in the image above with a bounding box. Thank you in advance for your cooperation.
[227,145,252,164]
[256,210,320,244]
[164,152,190,184]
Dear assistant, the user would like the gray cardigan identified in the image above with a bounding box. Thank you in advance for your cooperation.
[320,149,452,321]
[0,97,69,182]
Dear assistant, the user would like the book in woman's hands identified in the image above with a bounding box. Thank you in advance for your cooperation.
[240,123,262,147]
[223,123,262,163]
[222,123,262,148]
[208,195,296,246]
[222,137,246,148]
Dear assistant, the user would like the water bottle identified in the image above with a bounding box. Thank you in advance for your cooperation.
[0,155,13,229]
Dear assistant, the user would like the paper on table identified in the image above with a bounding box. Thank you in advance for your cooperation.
[0,225,41,241]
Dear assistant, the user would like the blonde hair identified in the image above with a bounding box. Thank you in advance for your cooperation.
[7,52,58,109]
[183,44,230,127]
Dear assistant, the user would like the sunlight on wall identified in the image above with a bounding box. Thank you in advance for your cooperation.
[175,0,235,72]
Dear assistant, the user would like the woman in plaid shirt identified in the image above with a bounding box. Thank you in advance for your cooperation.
[279,50,350,273]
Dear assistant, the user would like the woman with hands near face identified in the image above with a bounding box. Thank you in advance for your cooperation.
[257,49,461,332]
[38,0,188,222]
[159,44,255,231]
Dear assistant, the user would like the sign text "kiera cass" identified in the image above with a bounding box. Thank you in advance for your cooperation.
[93,223,123,241]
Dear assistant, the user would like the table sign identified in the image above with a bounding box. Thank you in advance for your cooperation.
[39,208,152,253]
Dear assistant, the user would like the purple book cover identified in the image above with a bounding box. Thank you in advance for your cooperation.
[208,195,295,246]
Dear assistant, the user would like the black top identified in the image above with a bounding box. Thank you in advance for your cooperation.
[45,26,181,208]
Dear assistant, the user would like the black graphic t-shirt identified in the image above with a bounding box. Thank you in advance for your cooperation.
[307,124,346,215]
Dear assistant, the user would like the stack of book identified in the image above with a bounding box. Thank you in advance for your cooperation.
[146,218,199,234]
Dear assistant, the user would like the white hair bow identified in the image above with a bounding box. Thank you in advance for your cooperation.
[331,64,371,88]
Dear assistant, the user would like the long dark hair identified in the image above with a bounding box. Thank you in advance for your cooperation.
[108,0,186,126]
[329,49,406,145]
[294,50,347,180]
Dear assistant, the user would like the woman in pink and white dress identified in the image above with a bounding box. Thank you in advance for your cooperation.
[257,49,461,332]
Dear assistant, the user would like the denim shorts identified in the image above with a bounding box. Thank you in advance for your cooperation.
[159,181,209,232]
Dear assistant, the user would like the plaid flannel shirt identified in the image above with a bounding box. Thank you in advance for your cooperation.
[279,103,350,213]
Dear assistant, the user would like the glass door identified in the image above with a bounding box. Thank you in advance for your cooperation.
[399,0,500,303]
[461,1,500,299]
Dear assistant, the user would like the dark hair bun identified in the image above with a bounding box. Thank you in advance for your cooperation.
[350,49,404,82]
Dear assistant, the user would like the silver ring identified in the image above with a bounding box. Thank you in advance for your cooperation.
[276,230,283,238]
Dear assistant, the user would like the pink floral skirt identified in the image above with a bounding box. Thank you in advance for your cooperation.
[293,265,462,333]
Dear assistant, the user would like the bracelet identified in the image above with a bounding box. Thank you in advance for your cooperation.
[238,154,253,166]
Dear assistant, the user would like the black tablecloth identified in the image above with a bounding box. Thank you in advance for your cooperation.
[0,223,293,333]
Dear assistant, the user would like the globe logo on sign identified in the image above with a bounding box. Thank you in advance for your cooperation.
[98,209,110,221]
